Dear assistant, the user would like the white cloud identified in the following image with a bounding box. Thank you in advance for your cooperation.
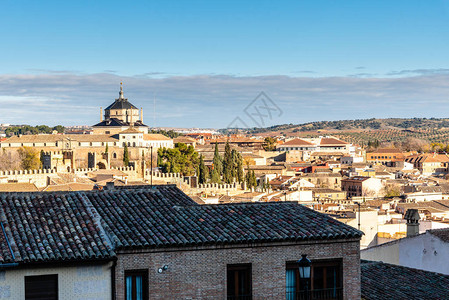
[0,72,448,128]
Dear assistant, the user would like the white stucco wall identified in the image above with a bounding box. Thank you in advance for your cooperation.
[362,232,449,275]
[346,210,378,249]
[0,263,112,299]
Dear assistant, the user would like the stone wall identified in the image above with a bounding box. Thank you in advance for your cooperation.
[0,169,58,187]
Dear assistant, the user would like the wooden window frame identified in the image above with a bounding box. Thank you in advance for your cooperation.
[286,258,343,296]
[227,263,252,299]
[125,269,149,300]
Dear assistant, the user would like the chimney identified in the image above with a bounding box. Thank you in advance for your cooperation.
[100,107,103,122]
[106,181,114,190]
[405,209,420,237]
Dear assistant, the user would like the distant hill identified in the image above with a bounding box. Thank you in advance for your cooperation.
[240,118,449,134]
[221,118,449,148]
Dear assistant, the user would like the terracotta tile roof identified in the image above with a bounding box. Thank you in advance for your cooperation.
[308,188,344,194]
[143,134,171,141]
[369,148,403,154]
[0,183,39,192]
[119,127,142,134]
[89,169,128,177]
[213,137,264,144]
[319,138,348,146]
[173,137,196,144]
[2,134,118,144]
[42,183,95,192]
[361,260,449,299]
[342,176,371,182]
[311,152,345,156]
[280,138,314,146]
[406,153,449,163]
[269,176,293,186]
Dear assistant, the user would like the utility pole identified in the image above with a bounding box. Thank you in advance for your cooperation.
[356,202,361,230]
[150,146,153,187]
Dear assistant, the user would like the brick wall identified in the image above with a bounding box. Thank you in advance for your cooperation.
[115,239,360,299]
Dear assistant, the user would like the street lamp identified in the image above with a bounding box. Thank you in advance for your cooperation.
[298,254,311,280]
[298,254,311,299]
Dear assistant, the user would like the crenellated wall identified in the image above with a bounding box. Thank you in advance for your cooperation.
[0,168,59,187]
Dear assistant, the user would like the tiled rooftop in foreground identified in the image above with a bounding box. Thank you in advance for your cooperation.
[0,185,362,265]
[361,260,449,299]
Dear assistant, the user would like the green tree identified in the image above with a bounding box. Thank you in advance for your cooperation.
[123,144,129,166]
[211,167,221,183]
[251,170,257,189]
[18,147,40,170]
[236,153,244,183]
[149,129,181,139]
[157,143,200,176]
[105,144,109,154]
[262,137,277,151]
[223,140,233,183]
[211,143,222,182]
[245,166,257,190]
[198,155,209,184]
[52,125,65,133]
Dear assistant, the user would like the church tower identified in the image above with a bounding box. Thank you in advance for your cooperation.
[92,83,148,134]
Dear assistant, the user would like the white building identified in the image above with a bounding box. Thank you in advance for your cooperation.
[362,228,449,275]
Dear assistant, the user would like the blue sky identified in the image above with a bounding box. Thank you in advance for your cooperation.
[1,1,449,128]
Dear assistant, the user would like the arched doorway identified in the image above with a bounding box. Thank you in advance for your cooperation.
[97,162,106,169]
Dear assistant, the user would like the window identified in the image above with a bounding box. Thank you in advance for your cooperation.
[227,264,252,300]
[125,270,148,300]
[113,152,117,159]
[25,274,58,300]
[105,131,110,134]
[286,260,342,300]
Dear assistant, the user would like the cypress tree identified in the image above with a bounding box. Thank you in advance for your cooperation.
[123,144,129,166]
[245,170,251,189]
[230,149,238,181]
[236,153,244,183]
[199,155,209,184]
[105,144,109,154]
[211,143,222,182]
[223,140,233,183]
[251,170,257,189]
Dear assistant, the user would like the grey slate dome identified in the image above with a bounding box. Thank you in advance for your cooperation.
[105,84,138,110]
[92,83,148,130]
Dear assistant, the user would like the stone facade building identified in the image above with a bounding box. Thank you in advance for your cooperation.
[0,85,173,171]
[93,83,149,135]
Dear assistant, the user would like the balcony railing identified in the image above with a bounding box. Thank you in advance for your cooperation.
[286,288,343,300]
